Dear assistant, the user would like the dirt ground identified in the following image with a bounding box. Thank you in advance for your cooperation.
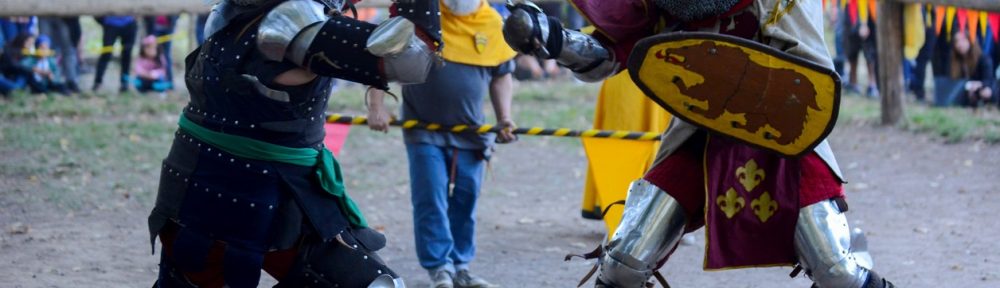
[1,107,999,287]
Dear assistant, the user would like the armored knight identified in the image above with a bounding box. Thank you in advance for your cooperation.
[503,0,896,287]
[147,0,440,287]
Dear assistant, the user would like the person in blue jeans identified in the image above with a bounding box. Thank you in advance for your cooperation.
[366,1,517,286]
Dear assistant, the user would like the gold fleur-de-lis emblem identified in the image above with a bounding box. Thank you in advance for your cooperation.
[751,191,779,223]
[474,32,488,54]
[716,188,745,219]
[736,159,765,192]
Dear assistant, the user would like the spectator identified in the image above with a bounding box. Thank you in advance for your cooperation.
[93,15,138,93]
[133,35,169,94]
[23,35,68,95]
[948,29,995,108]
[367,0,516,287]
[907,4,935,102]
[843,0,879,98]
[38,17,81,93]
[143,15,178,90]
[0,44,27,96]
[1,34,37,95]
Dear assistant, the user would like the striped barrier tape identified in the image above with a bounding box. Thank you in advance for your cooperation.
[326,114,661,141]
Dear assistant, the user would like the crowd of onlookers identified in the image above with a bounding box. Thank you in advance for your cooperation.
[828,2,1000,109]
[3,3,999,111]
[0,15,176,97]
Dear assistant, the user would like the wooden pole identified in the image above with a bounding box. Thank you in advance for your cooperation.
[877,0,906,126]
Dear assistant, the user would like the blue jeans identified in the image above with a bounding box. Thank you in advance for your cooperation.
[406,143,485,272]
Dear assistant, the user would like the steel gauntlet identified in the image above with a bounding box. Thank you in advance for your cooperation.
[502,1,617,82]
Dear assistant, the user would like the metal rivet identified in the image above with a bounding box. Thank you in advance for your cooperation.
[236,55,241,59]
[217,193,222,198]
[263,170,268,174]
[794,79,801,85]
[235,120,239,125]
[363,255,368,260]
[250,124,255,128]
[245,164,250,168]
[205,188,209,192]
[218,153,222,157]
[208,148,212,152]
[194,183,199,187]
[232,198,238,203]
[377,269,382,274]
[268,205,274,210]
[230,158,235,162]
[250,203,255,208]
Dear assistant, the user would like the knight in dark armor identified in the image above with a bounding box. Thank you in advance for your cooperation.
[502,0,896,287]
[147,0,441,287]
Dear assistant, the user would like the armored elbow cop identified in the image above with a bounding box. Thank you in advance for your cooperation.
[257,0,440,89]
[503,2,616,82]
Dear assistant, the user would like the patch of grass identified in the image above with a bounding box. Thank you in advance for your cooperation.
[906,105,1000,144]
[1,92,179,209]
[836,96,1000,144]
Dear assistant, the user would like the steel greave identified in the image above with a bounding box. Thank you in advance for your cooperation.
[598,179,687,287]
[795,199,871,288]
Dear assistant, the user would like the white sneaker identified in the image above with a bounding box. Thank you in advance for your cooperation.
[454,269,498,288]
[430,269,454,288]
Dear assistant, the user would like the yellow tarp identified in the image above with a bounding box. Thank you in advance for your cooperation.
[582,70,671,235]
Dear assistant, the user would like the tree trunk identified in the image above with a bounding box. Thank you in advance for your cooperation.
[877,0,906,126]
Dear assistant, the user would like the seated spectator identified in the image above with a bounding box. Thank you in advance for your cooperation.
[24,35,69,94]
[1,34,62,95]
[133,35,169,93]
[945,29,995,108]
[0,45,26,96]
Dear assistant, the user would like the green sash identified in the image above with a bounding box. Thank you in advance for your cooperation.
[178,114,367,228]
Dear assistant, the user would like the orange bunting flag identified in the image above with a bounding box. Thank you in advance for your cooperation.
[934,5,946,35]
[966,9,979,43]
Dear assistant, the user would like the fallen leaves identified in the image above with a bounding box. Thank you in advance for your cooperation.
[7,222,30,235]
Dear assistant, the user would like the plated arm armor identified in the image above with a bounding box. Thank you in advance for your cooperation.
[257,0,439,89]
[502,1,617,82]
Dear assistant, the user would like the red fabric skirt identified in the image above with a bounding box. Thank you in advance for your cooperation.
[643,134,843,269]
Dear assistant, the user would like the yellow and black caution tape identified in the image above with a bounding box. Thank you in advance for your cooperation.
[326,114,661,141]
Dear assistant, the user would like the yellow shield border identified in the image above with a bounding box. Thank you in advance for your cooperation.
[626,32,841,157]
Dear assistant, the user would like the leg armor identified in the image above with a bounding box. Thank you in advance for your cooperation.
[795,199,894,288]
[277,228,405,288]
[596,180,687,287]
